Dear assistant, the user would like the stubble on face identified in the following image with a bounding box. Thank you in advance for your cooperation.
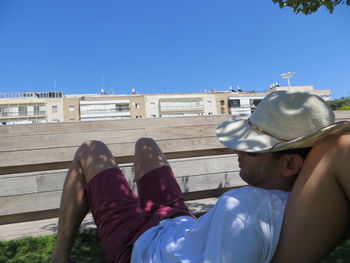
[237,152,283,189]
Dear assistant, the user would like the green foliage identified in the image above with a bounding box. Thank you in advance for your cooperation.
[0,235,56,263]
[0,231,107,263]
[321,238,350,263]
[272,0,350,14]
[328,96,350,110]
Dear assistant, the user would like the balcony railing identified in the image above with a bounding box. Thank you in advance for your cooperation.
[160,105,204,111]
[0,111,46,118]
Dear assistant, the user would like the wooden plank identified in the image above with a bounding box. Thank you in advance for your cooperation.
[1,155,239,195]
[0,209,60,225]
[0,124,218,152]
[0,116,231,137]
[0,129,147,152]
[0,191,62,216]
[178,171,242,193]
[0,176,37,197]
[170,154,238,177]
[0,137,229,174]
[334,110,350,122]
[0,148,233,175]
[36,172,66,193]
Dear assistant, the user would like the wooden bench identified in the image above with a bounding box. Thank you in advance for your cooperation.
[1,111,349,226]
[0,115,247,225]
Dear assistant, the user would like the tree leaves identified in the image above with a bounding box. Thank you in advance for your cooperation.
[272,0,349,14]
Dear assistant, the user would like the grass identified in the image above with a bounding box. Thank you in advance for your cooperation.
[0,231,107,263]
[0,231,349,262]
[338,106,350,111]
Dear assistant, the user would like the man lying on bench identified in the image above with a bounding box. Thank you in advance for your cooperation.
[51,91,350,263]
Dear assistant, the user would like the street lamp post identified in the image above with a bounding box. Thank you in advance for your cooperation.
[280,72,295,89]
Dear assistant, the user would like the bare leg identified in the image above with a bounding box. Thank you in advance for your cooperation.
[133,137,169,181]
[272,133,350,263]
[51,140,117,263]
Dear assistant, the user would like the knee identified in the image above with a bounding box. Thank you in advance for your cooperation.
[135,137,157,152]
[74,140,109,164]
[78,140,107,154]
[74,140,117,182]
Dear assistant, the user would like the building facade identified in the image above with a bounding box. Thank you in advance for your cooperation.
[0,91,64,125]
[0,85,332,125]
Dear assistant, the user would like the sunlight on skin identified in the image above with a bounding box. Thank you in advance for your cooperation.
[51,140,117,263]
[134,138,169,181]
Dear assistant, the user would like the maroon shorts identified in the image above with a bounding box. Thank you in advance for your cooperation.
[84,166,194,263]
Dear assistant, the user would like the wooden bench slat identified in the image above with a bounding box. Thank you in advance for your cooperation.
[0,116,231,137]
[0,136,228,174]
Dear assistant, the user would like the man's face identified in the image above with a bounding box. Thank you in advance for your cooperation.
[234,151,285,189]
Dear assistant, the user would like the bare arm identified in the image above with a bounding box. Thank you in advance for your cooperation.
[272,133,350,262]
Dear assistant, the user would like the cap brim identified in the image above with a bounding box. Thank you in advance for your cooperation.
[216,119,281,152]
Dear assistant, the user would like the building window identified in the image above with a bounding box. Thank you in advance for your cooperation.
[52,119,59,122]
[150,102,155,109]
[18,106,27,117]
[115,103,130,112]
[69,105,75,112]
[33,106,40,115]
[52,105,58,113]
[151,114,156,118]
[228,99,241,108]
[220,100,225,106]
[135,103,140,109]
[136,115,142,119]
[69,118,75,122]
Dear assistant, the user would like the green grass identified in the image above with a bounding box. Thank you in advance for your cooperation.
[0,231,107,263]
[337,106,350,111]
[0,230,349,262]
[322,238,350,263]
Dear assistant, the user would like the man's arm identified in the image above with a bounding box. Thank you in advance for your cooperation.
[272,133,350,262]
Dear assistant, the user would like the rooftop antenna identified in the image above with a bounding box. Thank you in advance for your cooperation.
[102,76,107,92]
[280,72,295,89]
[53,71,57,92]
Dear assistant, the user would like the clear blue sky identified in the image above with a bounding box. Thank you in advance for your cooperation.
[0,0,349,99]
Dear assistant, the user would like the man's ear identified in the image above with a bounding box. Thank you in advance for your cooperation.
[281,154,304,177]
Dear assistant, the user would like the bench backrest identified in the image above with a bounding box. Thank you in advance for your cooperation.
[1,111,349,225]
[0,116,244,224]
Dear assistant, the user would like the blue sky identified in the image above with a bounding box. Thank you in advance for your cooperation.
[0,0,349,99]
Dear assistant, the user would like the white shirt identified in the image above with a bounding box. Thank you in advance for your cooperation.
[131,186,289,263]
